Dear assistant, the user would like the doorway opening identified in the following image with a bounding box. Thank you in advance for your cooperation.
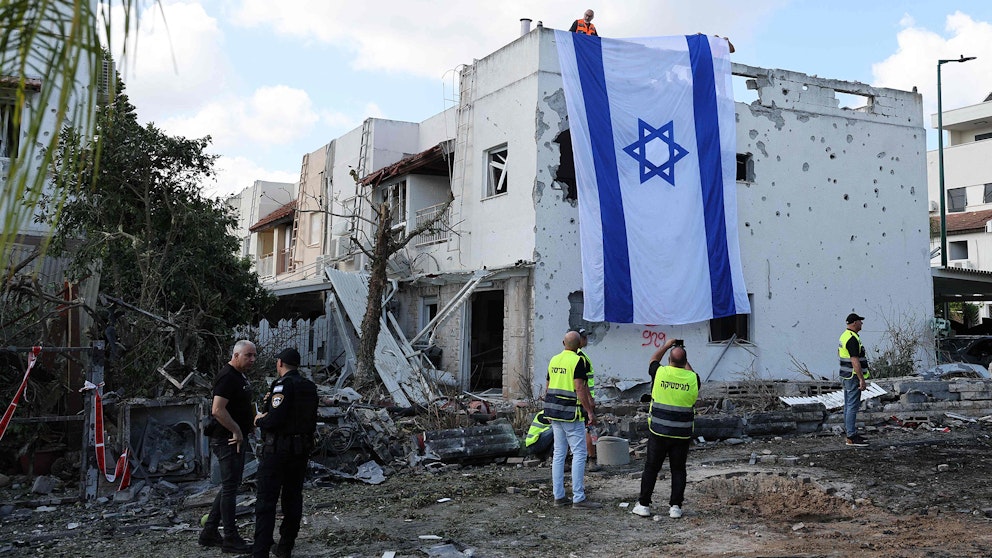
[469,290,504,392]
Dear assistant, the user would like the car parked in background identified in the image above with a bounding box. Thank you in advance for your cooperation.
[937,335,992,368]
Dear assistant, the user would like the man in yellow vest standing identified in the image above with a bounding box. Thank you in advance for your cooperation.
[568,9,598,36]
[839,312,870,447]
[544,330,601,509]
[632,338,699,520]
[575,328,599,471]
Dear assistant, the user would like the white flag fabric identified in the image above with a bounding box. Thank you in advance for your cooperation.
[555,31,750,325]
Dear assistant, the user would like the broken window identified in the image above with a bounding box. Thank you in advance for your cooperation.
[380,180,407,227]
[420,296,438,330]
[709,295,751,343]
[555,130,577,201]
[948,187,967,213]
[736,153,754,182]
[567,290,588,331]
[485,145,508,197]
[0,95,20,159]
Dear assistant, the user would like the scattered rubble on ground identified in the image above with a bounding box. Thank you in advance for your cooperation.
[5,377,992,556]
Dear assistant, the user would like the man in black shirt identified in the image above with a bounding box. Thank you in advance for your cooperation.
[250,348,318,558]
[199,340,257,553]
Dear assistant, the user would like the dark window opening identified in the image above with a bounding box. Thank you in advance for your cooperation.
[984,183,992,204]
[710,313,750,343]
[976,132,992,142]
[948,187,966,213]
[736,153,754,182]
[555,130,577,201]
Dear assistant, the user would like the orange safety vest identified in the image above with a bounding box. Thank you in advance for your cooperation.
[574,19,597,35]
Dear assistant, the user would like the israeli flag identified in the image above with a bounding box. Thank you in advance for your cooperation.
[556,31,749,325]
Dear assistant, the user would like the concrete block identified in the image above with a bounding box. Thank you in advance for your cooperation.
[758,455,778,464]
[31,476,56,495]
[780,457,799,466]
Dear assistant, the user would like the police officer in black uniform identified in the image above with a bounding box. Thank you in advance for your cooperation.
[249,348,318,558]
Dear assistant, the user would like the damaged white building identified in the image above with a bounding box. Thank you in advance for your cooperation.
[240,26,934,401]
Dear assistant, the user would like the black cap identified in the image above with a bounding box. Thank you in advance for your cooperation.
[275,347,301,367]
[576,328,588,338]
[846,313,865,324]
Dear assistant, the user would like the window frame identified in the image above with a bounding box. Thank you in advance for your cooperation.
[484,144,508,198]
[948,187,967,213]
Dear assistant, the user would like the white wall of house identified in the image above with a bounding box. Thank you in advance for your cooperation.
[447,28,934,396]
[227,180,296,261]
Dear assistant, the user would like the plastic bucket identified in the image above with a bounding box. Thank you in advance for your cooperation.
[596,436,630,466]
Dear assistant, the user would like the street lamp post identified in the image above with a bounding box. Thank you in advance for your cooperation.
[937,55,977,267]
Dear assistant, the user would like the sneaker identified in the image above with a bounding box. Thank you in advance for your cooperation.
[845,435,869,447]
[572,498,603,510]
[221,536,251,554]
[669,505,683,518]
[198,528,223,548]
[631,503,651,517]
[553,497,570,507]
[587,461,603,473]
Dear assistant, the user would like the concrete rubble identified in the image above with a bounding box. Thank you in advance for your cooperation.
[3,374,992,553]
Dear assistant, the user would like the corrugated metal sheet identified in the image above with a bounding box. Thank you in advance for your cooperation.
[779,382,887,410]
[325,268,433,407]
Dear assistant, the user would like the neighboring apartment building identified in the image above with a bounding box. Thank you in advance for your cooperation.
[927,94,992,321]
[227,179,296,273]
[252,27,933,398]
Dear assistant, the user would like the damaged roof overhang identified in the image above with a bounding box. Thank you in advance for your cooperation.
[408,262,534,287]
[0,75,42,91]
[933,266,992,302]
[250,199,297,232]
[360,140,454,186]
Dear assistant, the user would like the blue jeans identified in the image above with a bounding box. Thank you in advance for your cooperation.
[204,440,247,538]
[551,420,587,503]
[843,376,861,438]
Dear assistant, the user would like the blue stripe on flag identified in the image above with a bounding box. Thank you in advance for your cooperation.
[573,34,633,323]
[686,35,734,318]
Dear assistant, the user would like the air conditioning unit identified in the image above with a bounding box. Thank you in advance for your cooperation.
[962,259,977,269]
[334,237,354,260]
[985,221,992,234]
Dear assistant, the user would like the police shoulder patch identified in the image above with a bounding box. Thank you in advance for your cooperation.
[273,385,284,393]
[271,393,285,408]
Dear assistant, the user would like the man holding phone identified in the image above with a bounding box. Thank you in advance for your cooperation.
[631,337,699,520]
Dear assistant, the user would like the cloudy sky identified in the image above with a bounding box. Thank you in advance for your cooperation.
[109,1,992,197]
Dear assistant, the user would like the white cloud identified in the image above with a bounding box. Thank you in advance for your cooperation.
[205,156,299,199]
[112,0,234,121]
[873,12,992,118]
[230,0,781,80]
[158,85,319,150]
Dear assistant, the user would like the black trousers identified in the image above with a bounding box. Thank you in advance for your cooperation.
[252,449,308,557]
[638,434,690,507]
[205,440,247,538]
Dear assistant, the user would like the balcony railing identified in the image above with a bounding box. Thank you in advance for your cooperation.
[414,202,451,246]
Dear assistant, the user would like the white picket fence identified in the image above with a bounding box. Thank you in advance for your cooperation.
[237,317,336,369]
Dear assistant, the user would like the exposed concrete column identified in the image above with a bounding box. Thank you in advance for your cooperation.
[503,274,532,398]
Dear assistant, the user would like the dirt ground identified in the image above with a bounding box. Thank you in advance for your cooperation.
[3,425,992,557]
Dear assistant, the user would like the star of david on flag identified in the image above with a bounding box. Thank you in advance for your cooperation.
[622,119,688,186]
[555,31,750,325]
